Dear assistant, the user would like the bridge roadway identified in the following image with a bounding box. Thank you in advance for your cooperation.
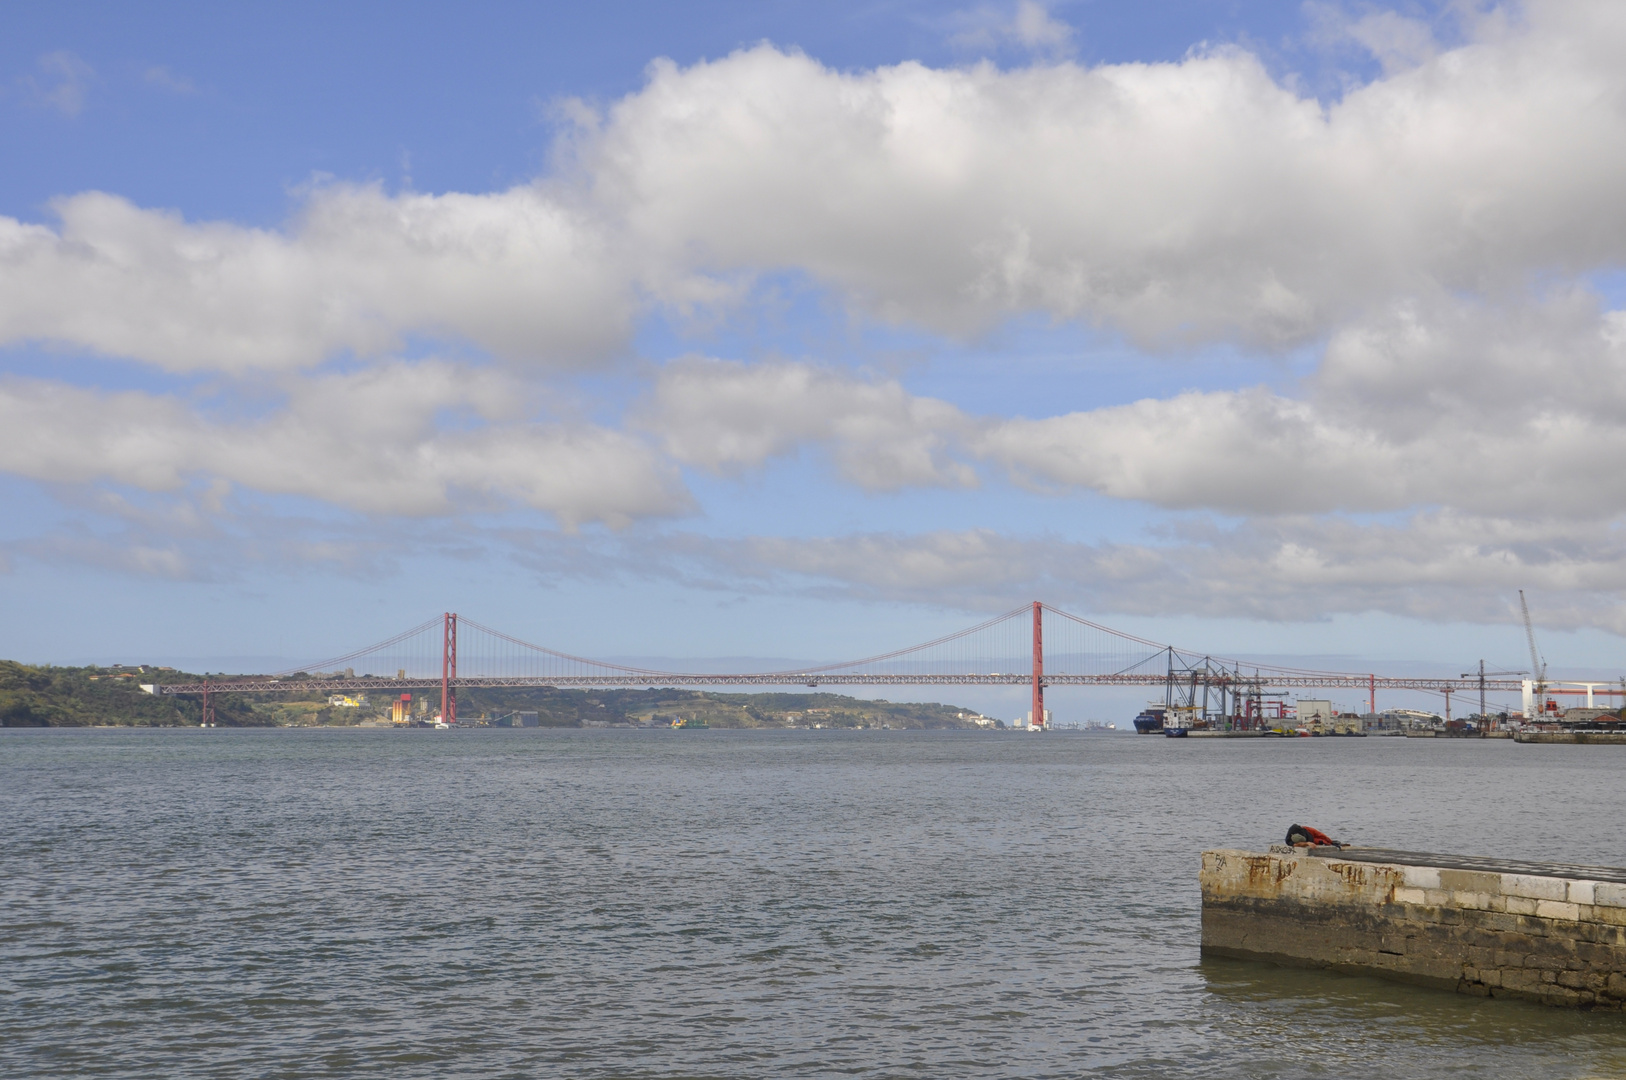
[157,674,1528,694]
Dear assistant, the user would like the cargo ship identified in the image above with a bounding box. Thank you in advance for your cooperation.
[1133,705,1166,734]
[671,716,709,729]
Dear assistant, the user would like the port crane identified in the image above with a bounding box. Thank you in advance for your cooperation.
[1519,589,1549,718]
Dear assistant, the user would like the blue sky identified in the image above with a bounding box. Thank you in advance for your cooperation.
[4,0,1625,720]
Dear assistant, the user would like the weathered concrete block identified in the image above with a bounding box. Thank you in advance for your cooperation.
[1516,915,1549,937]
[1479,911,1522,933]
[1524,950,1571,970]
[1441,870,1504,895]
[1537,900,1581,922]
[1201,848,1626,1011]
[1501,968,1545,993]
[1506,875,1569,902]
[1589,905,1626,928]
[1403,866,1441,890]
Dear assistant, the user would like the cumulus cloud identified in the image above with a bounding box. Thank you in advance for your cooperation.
[0,185,631,372]
[577,7,1626,347]
[982,289,1626,517]
[11,6,1626,371]
[979,389,1368,513]
[640,357,975,489]
[9,1,1626,627]
[0,363,689,527]
[636,290,1626,520]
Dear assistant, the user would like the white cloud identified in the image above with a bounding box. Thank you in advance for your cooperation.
[671,514,1626,633]
[575,8,1626,347]
[977,388,1399,513]
[18,535,195,580]
[8,2,1626,627]
[0,185,632,372]
[631,285,1626,521]
[22,51,93,116]
[2,487,428,583]
[1010,1,1075,52]
[1307,2,1441,74]
[640,357,975,489]
[6,8,1626,369]
[982,289,1626,517]
[949,1,1076,57]
[0,363,690,527]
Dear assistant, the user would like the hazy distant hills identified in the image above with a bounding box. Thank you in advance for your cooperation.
[0,661,992,729]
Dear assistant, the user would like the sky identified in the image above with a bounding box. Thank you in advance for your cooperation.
[4,0,1626,718]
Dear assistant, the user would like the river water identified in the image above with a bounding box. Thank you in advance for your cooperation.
[5,727,1626,1078]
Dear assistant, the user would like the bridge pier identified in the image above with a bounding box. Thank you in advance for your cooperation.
[1031,601,1045,731]
[442,612,458,725]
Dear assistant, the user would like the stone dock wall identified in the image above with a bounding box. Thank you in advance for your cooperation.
[1201,848,1626,1008]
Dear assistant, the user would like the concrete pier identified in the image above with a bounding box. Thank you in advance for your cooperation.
[1515,731,1626,744]
[1201,846,1626,1008]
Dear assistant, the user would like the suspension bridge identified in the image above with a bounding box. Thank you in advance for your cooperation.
[153,602,1586,728]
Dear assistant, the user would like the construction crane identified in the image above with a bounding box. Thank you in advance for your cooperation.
[1519,589,1548,719]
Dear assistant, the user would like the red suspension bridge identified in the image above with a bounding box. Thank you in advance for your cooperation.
[155,602,1562,728]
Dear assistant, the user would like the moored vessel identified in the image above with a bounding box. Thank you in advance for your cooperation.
[1133,705,1166,734]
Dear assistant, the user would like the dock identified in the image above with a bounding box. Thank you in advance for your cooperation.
[1515,731,1626,744]
[1201,846,1626,1008]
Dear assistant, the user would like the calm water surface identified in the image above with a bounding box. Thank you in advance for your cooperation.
[5,728,1626,1078]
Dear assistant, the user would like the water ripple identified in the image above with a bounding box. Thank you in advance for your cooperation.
[4,728,1625,1077]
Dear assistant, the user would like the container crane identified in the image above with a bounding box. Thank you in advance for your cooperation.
[1519,589,1548,718]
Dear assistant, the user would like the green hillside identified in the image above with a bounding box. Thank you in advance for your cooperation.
[0,662,267,727]
[452,687,996,729]
[0,661,997,729]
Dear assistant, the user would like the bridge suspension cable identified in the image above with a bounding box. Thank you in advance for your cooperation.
[158,602,1538,730]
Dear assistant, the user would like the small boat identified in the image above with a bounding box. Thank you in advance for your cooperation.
[671,717,709,730]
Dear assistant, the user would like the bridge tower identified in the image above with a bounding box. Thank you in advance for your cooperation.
[442,612,458,725]
[1031,601,1045,731]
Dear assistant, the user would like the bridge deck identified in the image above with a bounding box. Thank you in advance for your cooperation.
[154,674,1528,694]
